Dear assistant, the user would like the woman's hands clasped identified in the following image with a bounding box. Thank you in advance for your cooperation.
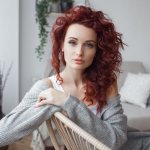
[35,88,69,107]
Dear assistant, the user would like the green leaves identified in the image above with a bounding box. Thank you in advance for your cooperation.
[35,0,74,60]
[35,0,51,61]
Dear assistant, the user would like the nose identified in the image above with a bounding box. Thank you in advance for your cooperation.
[75,45,84,56]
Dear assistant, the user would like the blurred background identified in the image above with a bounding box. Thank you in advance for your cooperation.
[0,0,150,114]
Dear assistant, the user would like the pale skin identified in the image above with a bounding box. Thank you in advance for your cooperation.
[35,24,118,108]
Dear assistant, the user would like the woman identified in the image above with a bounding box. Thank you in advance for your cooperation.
[34,5,127,149]
[0,6,149,150]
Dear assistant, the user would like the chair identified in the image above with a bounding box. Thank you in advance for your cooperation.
[46,112,111,150]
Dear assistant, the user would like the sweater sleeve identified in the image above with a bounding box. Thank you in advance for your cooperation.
[62,95,127,150]
[0,80,127,149]
[0,80,62,146]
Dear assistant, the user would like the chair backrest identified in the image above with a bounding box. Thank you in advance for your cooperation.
[46,112,111,150]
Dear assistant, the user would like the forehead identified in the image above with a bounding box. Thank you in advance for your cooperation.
[65,24,97,41]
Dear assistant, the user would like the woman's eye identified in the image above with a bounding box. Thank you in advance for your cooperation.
[85,43,95,48]
[68,40,77,46]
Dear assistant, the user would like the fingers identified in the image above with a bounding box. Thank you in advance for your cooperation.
[37,96,46,102]
[36,91,47,103]
[35,94,48,107]
[35,99,48,107]
[35,88,69,108]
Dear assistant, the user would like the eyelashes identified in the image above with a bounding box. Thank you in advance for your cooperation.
[68,40,76,46]
[68,40,95,48]
[86,43,95,48]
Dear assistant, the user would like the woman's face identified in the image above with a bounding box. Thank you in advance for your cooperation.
[62,24,97,71]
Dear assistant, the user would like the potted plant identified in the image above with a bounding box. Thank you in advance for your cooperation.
[49,0,61,13]
[60,0,74,13]
[35,0,74,60]
[0,62,13,119]
[35,0,61,61]
[35,0,51,60]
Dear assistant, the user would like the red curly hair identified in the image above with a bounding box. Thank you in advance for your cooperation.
[51,6,124,111]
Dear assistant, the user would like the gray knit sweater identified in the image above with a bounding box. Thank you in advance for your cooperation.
[0,80,150,150]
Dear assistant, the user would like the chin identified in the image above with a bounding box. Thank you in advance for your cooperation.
[71,64,90,70]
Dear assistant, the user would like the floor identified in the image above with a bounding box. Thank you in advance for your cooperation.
[7,135,32,150]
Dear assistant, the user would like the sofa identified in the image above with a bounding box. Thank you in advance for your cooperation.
[118,61,150,131]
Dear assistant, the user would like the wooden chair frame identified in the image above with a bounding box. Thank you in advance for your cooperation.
[46,112,111,150]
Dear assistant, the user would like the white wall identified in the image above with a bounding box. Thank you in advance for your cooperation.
[19,0,51,99]
[19,0,150,100]
[0,0,149,112]
[75,0,150,71]
[0,0,149,138]
[0,0,19,113]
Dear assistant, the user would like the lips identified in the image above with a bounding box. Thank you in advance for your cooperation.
[73,59,85,64]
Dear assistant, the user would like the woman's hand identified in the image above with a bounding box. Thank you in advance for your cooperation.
[35,88,69,107]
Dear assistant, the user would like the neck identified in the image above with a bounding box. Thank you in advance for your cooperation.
[61,68,84,88]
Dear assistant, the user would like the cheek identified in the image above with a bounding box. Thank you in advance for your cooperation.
[89,51,96,60]
[64,49,73,61]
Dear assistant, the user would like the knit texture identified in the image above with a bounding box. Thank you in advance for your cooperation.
[0,79,150,150]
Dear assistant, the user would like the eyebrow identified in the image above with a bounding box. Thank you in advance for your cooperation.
[68,37,97,44]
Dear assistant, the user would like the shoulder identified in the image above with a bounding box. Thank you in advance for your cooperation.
[29,78,53,93]
[106,80,118,100]
[34,74,56,89]
[42,78,53,88]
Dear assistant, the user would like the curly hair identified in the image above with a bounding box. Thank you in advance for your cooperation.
[51,5,124,111]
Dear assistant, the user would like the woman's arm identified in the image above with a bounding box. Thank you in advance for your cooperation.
[106,80,118,99]
[0,80,62,146]
[63,95,127,150]
[0,79,127,150]
[36,80,127,150]
[62,81,127,150]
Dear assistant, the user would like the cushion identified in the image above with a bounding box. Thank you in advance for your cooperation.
[139,73,150,106]
[117,61,146,90]
[119,73,150,108]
